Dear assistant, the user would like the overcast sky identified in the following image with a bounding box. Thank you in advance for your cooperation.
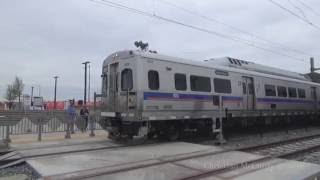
[0,0,319,101]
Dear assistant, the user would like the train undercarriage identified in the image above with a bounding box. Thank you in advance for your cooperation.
[100,110,320,141]
[100,117,216,141]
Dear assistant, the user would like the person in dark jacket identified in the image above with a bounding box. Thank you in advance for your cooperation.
[80,106,89,132]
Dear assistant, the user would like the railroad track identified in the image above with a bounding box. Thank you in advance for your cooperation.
[180,134,320,179]
[239,133,320,158]
[0,135,226,169]
[45,133,320,180]
[0,139,162,169]
[0,136,206,170]
[1,133,320,179]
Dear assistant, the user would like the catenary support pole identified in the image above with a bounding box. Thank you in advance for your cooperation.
[82,61,90,105]
[53,76,59,110]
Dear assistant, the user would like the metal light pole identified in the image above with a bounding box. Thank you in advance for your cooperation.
[38,84,41,96]
[310,57,320,73]
[53,76,59,110]
[88,64,91,105]
[31,86,34,109]
[82,61,90,105]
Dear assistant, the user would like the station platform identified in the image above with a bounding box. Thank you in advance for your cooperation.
[24,142,320,180]
[9,130,109,150]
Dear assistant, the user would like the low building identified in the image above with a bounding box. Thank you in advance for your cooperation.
[45,101,66,110]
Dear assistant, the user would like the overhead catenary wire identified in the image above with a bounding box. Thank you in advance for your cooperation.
[295,0,320,17]
[287,0,308,20]
[89,0,306,62]
[268,0,320,31]
[156,15,306,61]
[158,0,314,57]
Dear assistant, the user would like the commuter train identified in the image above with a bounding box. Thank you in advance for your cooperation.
[99,50,320,139]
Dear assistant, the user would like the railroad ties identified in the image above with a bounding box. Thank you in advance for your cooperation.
[0,150,23,169]
[240,134,320,159]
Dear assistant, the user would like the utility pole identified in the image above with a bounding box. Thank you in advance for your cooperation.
[53,76,59,110]
[310,57,320,73]
[39,84,41,96]
[88,64,91,105]
[31,86,34,109]
[82,61,90,105]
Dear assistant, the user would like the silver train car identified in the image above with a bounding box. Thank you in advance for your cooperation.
[100,50,320,139]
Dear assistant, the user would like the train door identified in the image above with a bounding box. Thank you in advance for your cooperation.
[311,87,317,109]
[118,63,135,113]
[242,77,255,110]
[109,62,119,112]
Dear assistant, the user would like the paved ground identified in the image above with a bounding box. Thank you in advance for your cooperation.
[25,142,320,180]
[1,127,320,179]
[0,130,110,179]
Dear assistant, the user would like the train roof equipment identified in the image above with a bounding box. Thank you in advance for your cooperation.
[206,57,308,81]
[103,50,316,85]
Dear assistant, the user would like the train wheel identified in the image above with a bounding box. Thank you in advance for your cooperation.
[147,131,156,139]
[108,132,121,141]
[168,126,180,141]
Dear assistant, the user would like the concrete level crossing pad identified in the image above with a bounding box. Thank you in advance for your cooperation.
[23,142,320,180]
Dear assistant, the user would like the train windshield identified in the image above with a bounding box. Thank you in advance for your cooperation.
[121,68,133,91]
[102,74,108,96]
[102,66,108,96]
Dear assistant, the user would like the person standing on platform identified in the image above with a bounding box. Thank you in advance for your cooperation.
[66,100,76,137]
[80,105,89,132]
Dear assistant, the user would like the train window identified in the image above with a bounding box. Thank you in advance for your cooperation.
[288,87,297,98]
[242,82,247,94]
[190,75,211,92]
[265,84,276,96]
[148,70,159,90]
[102,74,108,95]
[174,73,187,91]
[277,86,287,97]
[116,74,119,92]
[214,78,231,93]
[298,88,306,98]
[121,69,133,91]
[248,83,254,95]
[215,70,229,76]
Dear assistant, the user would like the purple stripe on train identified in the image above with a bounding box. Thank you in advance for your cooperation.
[144,92,316,104]
[256,98,313,104]
[143,92,242,102]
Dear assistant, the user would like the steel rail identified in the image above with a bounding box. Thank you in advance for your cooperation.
[238,133,320,152]
[21,141,162,159]
[0,140,164,169]
[44,148,235,180]
[46,133,320,180]
[181,135,320,179]
[181,143,320,180]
